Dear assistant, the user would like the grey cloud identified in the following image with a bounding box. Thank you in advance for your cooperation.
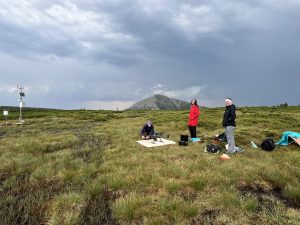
[0,1,141,65]
[0,0,299,109]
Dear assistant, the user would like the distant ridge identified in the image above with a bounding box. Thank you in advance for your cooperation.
[0,106,60,111]
[129,95,190,110]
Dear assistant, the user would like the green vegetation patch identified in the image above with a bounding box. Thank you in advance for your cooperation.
[0,107,300,224]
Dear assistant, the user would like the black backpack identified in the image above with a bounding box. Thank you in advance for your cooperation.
[218,132,227,142]
[261,138,275,151]
[206,144,222,153]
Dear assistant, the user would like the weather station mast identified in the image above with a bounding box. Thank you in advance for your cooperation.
[17,84,25,125]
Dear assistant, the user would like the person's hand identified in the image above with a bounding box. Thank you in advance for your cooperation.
[142,135,145,139]
[146,136,150,139]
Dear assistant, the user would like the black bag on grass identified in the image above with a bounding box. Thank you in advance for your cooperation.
[180,135,189,142]
[179,135,189,146]
[218,132,227,142]
[261,138,275,151]
[179,141,188,146]
[206,144,222,153]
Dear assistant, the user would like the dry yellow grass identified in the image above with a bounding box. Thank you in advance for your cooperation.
[0,106,299,224]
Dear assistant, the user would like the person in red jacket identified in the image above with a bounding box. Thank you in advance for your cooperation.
[188,98,200,138]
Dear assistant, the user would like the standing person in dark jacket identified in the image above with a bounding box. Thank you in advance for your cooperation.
[141,121,155,139]
[222,98,242,154]
[188,99,200,139]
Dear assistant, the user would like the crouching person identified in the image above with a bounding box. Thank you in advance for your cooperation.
[141,121,155,139]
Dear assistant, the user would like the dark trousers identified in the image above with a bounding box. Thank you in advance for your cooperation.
[142,132,154,138]
[189,126,197,138]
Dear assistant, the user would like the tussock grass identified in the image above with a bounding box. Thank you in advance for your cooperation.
[47,192,85,225]
[0,107,299,224]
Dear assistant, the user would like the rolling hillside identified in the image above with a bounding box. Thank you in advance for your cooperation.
[0,106,300,224]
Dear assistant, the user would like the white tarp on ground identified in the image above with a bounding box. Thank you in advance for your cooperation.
[136,138,176,148]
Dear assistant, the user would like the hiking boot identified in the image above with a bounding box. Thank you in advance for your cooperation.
[225,150,235,155]
[235,147,244,153]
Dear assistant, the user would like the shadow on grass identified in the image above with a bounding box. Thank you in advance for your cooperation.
[0,174,120,225]
[191,209,222,225]
[237,181,300,210]
[0,173,75,225]
[78,187,119,225]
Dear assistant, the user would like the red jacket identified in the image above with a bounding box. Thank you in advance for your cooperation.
[188,105,200,126]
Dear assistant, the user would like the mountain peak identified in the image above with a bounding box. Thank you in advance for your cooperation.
[129,95,190,110]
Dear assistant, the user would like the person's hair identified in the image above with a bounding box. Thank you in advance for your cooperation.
[191,98,199,108]
[225,98,233,107]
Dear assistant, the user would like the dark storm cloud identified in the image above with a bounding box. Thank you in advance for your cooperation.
[0,0,299,109]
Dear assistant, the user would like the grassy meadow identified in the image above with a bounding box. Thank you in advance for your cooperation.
[0,106,300,225]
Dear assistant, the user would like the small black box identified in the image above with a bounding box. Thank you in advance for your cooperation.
[179,141,188,146]
[180,135,189,142]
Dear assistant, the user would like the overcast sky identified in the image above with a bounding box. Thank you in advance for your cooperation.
[0,0,299,110]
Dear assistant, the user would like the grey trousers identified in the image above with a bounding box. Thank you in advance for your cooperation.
[225,126,240,154]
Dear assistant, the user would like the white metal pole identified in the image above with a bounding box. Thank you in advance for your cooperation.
[19,99,22,122]
[17,84,24,123]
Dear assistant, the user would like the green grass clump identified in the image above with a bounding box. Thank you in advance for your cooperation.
[113,192,149,223]
[0,106,299,224]
[47,192,85,225]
